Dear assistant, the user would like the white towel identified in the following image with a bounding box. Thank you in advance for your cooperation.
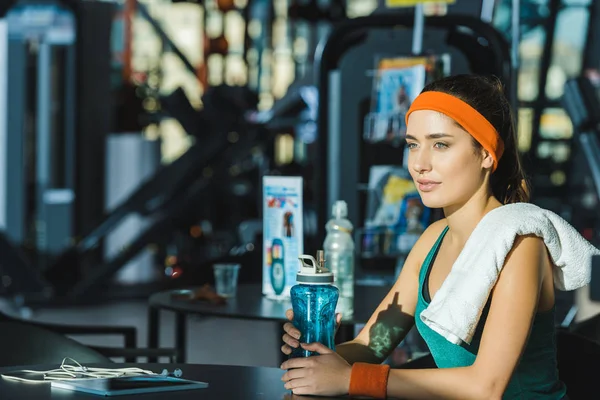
[419,202,600,346]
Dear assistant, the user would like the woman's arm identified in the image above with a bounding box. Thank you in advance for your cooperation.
[385,235,548,400]
[335,220,448,365]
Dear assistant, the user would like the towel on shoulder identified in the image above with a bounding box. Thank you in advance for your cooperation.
[420,202,600,345]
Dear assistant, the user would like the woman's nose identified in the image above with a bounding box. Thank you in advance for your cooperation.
[411,148,432,174]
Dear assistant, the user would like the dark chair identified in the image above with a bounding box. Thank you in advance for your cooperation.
[0,320,111,368]
[0,311,178,364]
[556,329,600,400]
[569,313,600,344]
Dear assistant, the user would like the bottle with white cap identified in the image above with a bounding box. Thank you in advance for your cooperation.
[289,251,339,358]
[323,200,355,316]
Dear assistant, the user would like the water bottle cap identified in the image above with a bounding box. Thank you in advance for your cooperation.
[332,200,347,219]
[296,255,334,284]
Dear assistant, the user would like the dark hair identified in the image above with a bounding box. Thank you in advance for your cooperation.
[420,74,530,204]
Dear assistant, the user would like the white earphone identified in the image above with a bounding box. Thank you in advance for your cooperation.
[0,357,181,383]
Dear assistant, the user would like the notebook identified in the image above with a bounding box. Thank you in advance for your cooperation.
[50,375,209,396]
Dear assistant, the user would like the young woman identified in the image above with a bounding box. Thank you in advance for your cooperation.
[279,75,570,399]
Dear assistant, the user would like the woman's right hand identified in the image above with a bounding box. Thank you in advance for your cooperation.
[281,309,342,356]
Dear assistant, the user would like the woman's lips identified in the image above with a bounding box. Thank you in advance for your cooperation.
[417,179,441,192]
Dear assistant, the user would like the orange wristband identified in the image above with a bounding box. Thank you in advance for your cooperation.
[348,362,391,399]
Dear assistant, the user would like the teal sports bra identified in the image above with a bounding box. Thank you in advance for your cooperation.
[414,226,567,399]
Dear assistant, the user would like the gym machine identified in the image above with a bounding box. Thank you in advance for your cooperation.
[0,1,76,257]
[562,74,600,302]
[313,10,515,260]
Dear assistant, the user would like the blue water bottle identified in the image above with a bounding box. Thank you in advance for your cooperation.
[289,250,339,358]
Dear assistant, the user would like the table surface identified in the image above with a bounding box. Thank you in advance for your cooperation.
[0,363,344,400]
[149,283,392,325]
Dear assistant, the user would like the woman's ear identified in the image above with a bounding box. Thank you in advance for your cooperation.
[481,149,494,169]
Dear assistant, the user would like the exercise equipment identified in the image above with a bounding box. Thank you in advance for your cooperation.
[0,1,77,256]
[562,74,600,301]
[313,12,514,272]
[42,84,261,299]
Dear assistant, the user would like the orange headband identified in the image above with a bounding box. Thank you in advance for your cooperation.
[405,91,504,172]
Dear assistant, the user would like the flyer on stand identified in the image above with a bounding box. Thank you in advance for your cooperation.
[262,176,303,299]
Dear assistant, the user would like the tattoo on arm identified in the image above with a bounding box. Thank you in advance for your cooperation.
[367,292,413,359]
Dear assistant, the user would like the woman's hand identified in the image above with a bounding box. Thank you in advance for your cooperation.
[281,309,342,356]
[280,342,351,397]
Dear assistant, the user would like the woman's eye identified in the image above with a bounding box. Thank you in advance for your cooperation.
[434,142,449,149]
[406,142,417,149]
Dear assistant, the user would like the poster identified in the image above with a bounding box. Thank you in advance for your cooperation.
[363,59,426,145]
[262,176,303,299]
[363,55,449,145]
[361,166,430,257]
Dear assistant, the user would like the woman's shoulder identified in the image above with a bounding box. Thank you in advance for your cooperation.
[505,234,548,266]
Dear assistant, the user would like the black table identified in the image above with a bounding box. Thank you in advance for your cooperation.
[148,283,391,363]
[0,363,341,399]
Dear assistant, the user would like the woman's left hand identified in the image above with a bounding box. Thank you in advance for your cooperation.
[280,342,352,397]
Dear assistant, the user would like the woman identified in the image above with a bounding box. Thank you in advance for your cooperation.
[279,75,570,399]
